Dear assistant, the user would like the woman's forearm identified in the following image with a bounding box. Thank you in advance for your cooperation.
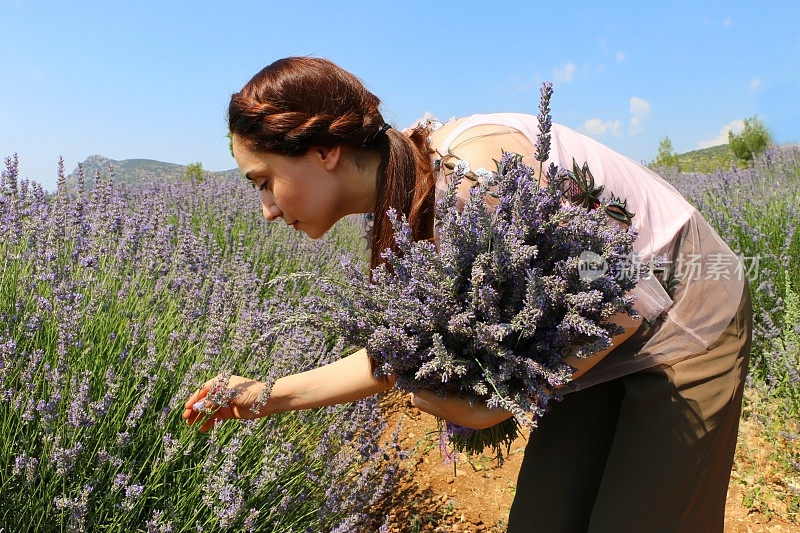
[263,348,396,416]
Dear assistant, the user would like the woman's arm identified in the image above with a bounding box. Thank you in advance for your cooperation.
[410,390,515,430]
[183,348,396,432]
[430,122,546,208]
[265,347,396,414]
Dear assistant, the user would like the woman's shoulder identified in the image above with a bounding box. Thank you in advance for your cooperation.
[427,113,540,150]
[427,116,467,148]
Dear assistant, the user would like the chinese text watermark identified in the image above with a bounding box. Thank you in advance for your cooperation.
[578,252,761,283]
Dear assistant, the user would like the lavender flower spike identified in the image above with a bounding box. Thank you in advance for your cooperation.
[535,81,554,186]
[535,82,554,161]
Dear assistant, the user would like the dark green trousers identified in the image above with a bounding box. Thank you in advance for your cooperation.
[508,279,753,533]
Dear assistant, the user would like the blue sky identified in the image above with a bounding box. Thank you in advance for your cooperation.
[2,0,798,191]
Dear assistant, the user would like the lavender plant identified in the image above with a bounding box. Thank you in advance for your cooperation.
[0,155,399,532]
[660,146,800,415]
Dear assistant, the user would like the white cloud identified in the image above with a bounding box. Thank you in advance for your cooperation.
[628,97,651,135]
[698,120,745,149]
[578,96,650,138]
[554,63,576,83]
[749,78,761,92]
[616,51,626,62]
[580,118,622,137]
[508,76,542,95]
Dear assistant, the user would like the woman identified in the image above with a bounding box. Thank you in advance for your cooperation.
[183,57,752,532]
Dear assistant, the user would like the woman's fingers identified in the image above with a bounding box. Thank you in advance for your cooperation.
[198,406,232,433]
[184,386,209,409]
[184,389,199,410]
[199,414,218,433]
[183,375,265,430]
[410,391,443,418]
[185,407,218,432]
[183,386,211,424]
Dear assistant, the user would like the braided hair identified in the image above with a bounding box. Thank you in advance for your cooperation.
[228,57,436,271]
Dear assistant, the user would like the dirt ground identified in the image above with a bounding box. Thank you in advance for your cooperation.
[372,388,800,533]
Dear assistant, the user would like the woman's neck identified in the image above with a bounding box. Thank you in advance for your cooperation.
[345,148,381,215]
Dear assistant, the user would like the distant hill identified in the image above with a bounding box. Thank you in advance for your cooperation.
[675,144,743,173]
[66,155,241,189]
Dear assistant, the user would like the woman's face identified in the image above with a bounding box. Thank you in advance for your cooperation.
[231,135,352,239]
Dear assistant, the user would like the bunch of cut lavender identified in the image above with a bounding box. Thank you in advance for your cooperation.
[304,152,640,462]
[291,84,640,462]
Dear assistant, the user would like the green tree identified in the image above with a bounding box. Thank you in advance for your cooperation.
[227,131,234,158]
[651,135,680,169]
[728,115,771,164]
[184,161,204,182]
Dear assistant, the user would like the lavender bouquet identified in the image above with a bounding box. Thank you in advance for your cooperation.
[291,84,642,462]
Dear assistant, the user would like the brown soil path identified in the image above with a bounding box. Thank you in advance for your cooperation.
[373,388,800,532]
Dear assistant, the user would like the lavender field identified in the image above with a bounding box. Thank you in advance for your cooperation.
[662,146,800,410]
[661,146,800,521]
[0,156,402,532]
[1,145,799,531]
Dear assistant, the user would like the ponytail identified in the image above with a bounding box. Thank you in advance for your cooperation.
[369,125,436,271]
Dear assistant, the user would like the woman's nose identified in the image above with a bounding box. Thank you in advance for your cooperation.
[262,203,282,222]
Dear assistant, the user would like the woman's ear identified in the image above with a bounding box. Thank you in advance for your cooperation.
[313,145,342,171]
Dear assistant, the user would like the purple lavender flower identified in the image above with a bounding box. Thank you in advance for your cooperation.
[122,483,145,511]
[67,372,93,428]
[114,473,132,489]
[13,452,39,482]
[242,509,260,532]
[54,484,92,533]
[1,151,402,530]
[535,81,554,164]
[52,440,84,476]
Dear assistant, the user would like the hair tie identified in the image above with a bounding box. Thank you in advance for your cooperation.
[362,122,391,147]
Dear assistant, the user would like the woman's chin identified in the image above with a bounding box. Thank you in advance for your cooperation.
[303,223,334,240]
[303,227,324,240]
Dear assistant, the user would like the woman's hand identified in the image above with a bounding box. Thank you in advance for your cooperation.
[182,374,268,433]
[409,390,513,430]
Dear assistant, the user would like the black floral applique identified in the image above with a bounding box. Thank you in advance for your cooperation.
[552,158,636,226]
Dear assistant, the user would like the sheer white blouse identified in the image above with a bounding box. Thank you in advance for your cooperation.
[414,112,745,390]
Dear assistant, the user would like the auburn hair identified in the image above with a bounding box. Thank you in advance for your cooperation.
[227,57,436,272]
